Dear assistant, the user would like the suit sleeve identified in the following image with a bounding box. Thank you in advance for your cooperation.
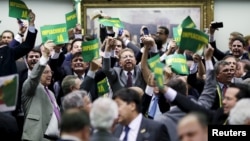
[197,70,217,109]
[157,123,170,141]
[22,61,45,97]
[102,57,117,82]
[13,29,37,60]
[210,41,226,61]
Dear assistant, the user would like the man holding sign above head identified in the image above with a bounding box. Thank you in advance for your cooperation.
[0,9,37,76]
[102,37,147,94]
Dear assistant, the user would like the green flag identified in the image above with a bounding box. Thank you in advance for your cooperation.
[0,74,19,112]
[165,54,189,75]
[40,23,69,45]
[147,54,160,72]
[154,62,165,89]
[98,18,124,28]
[65,10,77,30]
[9,0,29,19]
[180,16,196,28]
[179,28,208,53]
[173,16,196,46]
[82,38,100,62]
[97,78,109,96]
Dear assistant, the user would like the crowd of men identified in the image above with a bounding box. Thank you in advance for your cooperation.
[1,8,250,141]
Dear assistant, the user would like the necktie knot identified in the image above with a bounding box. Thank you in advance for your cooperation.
[127,71,132,76]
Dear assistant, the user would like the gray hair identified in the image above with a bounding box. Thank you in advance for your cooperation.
[90,97,118,130]
[229,98,250,125]
[214,60,230,75]
[61,75,78,95]
[62,90,88,110]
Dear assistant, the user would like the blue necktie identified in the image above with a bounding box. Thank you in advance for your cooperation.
[148,96,159,118]
[123,126,130,141]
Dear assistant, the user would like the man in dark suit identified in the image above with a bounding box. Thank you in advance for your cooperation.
[112,88,170,141]
[90,97,120,141]
[57,109,90,141]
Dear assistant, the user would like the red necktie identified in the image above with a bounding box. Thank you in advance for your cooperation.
[222,85,227,96]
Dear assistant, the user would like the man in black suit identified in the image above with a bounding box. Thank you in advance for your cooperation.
[57,109,91,141]
[90,97,120,141]
[112,88,170,141]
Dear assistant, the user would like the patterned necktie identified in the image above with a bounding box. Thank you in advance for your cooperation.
[126,71,132,87]
[44,87,61,121]
[123,126,130,141]
[148,96,159,119]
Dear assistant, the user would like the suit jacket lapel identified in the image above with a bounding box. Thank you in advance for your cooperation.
[136,117,148,141]
[113,124,123,138]
[120,69,127,86]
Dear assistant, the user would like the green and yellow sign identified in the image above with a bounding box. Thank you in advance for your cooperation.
[180,28,208,53]
[9,0,29,19]
[173,16,197,46]
[147,54,160,72]
[82,38,100,62]
[165,54,189,75]
[97,78,109,96]
[98,18,124,28]
[65,10,77,30]
[154,62,165,89]
[40,23,69,45]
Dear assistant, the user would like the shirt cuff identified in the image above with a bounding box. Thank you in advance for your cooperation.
[189,63,198,74]
[160,54,166,62]
[145,85,154,96]
[205,60,214,70]
[163,87,177,102]
[111,50,115,57]
[74,34,82,39]
[40,56,49,66]
[104,51,111,58]
[14,34,23,43]
[150,44,158,53]
[122,38,129,46]
[50,51,60,59]
[107,30,114,34]
[28,26,36,33]
[209,35,215,42]
[87,70,96,79]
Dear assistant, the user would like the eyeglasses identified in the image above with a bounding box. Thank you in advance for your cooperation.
[43,70,54,75]
[232,45,242,48]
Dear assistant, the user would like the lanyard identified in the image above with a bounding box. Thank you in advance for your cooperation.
[216,84,223,108]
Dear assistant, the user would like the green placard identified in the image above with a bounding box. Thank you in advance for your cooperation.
[173,16,196,46]
[0,74,19,112]
[65,10,77,30]
[40,23,69,45]
[97,78,109,96]
[9,0,29,19]
[147,54,160,72]
[165,54,189,75]
[154,62,165,89]
[179,28,208,53]
[98,18,124,28]
[82,38,100,62]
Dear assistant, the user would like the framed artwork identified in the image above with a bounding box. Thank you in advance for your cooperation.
[81,0,214,44]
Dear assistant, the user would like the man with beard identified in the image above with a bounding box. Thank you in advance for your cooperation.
[102,37,147,93]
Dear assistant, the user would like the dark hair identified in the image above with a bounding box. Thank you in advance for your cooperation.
[158,26,169,35]
[70,38,83,51]
[229,83,250,100]
[60,110,90,133]
[71,52,83,61]
[167,78,187,96]
[1,30,14,39]
[239,59,250,72]
[25,48,42,59]
[231,36,246,47]
[113,88,141,113]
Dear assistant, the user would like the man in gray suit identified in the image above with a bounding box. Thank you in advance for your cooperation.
[22,40,60,141]
[102,37,146,93]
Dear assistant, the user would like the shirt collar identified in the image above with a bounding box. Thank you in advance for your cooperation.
[127,113,143,131]
[61,134,81,141]
[123,70,135,77]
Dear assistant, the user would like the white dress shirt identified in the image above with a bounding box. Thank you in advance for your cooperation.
[119,114,143,141]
